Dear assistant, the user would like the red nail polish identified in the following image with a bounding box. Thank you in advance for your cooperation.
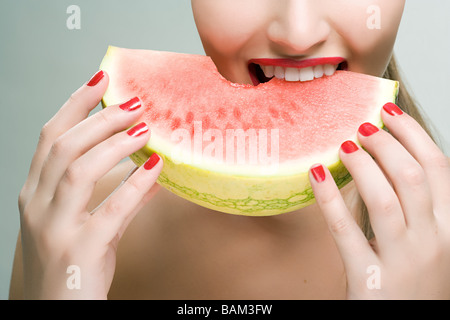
[127,122,149,137]
[358,122,379,137]
[87,70,104,87]
[341,140,359,154]
[310,164,326,183]
[144,153,160,170]
[120,97,141,112]
[383,102,403,116]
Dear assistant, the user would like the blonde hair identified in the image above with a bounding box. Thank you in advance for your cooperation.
[359,54,442,239]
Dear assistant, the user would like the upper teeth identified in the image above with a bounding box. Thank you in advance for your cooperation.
[260,64,338,82]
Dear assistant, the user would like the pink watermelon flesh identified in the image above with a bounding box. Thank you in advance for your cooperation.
[103,47,396,172]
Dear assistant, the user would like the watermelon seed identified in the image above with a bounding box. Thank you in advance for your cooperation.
[233,107,242,120]
[185,111,194,124]
[171,117,181,130]
[165,109,173,119]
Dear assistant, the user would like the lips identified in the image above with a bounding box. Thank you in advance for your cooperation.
[248,57,348,85]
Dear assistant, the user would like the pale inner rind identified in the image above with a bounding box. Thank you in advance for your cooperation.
[99,46,399,215]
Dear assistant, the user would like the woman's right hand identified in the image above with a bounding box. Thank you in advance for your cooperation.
[18,70,163,299]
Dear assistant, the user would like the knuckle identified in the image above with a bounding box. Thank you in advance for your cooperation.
[20,203,34,226]
[68,90,81,105]
[103,199,124,215]
[378,196,399,214]
[49,136,67,158]
[103,132,130,156]
[124,177,142,196]
[399,164,426,186]
[106,134,122,151]
[63,162,83,186]
[329,216,352,235]
[20,198,41,230]
[39,121,53,144]
[18,186,30,213]
[102,178,143,216]
[317,187,340,207]
[93,109,111,127]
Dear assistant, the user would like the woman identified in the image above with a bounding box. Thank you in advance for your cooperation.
[10,0,450,299]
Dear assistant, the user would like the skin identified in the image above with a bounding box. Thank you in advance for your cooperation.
[10,0,450,299]
[191,0,404,82]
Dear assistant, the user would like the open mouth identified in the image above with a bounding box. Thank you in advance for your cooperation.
[248,59,348,86]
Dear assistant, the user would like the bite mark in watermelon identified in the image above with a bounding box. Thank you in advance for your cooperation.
[100,46,399,216]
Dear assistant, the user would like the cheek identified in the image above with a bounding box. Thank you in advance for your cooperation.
[192,0,270,83]
[331,0,405,76]
[192,0,264,56]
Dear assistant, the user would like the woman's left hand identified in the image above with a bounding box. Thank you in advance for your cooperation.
[309,102,450,299]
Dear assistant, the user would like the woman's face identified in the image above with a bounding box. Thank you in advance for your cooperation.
[191,0,405,85]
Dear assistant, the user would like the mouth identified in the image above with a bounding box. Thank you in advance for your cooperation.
[248,57,348,86]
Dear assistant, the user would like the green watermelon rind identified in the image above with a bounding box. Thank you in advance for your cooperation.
[100,46,399,216]
[128,148,353,215]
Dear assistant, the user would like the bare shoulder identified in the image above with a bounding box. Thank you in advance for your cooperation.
[8,160,137,300]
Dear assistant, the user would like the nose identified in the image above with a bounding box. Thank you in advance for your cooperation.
[267,0,331,56]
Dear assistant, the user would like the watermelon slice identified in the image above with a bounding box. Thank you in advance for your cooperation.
[100,46,399,216]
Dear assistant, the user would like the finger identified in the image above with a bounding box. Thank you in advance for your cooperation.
[338,139,407,249]
[309,164,376,275]
[24,70,108,195]
[88,153,163,244]
[52,122,151,217]
[381,103,450,214]
[356,121,434,230]
[37,97,144,197]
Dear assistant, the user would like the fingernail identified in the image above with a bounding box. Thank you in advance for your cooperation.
[120,97,141,112]
[144,153,160,170]
[87,70,104,87]
[358,122,379,137]
[127,122,149,137]
[310,164,326,183]
[341,140,359,154]
[383,102,403,116]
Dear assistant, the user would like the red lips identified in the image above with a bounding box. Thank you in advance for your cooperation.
[249,57,346,69]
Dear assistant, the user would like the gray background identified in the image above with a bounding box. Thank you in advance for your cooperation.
[0,0,449,299]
